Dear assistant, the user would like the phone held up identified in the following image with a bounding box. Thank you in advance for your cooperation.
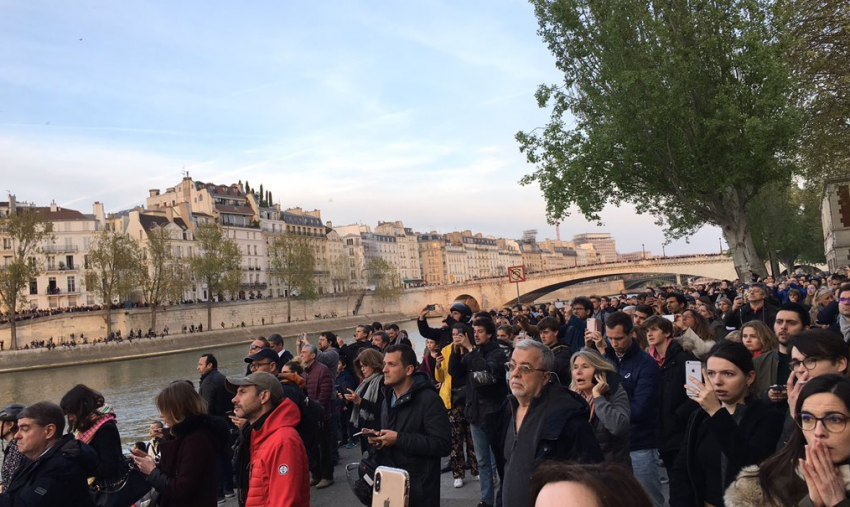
[426,304,436,311]
[685,361,702,398]
[586,319,598,334]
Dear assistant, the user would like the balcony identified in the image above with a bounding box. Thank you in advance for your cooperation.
[46,287,79,296]
[241,282,268,290]
[43,244,78,253]
[45,264,78,273]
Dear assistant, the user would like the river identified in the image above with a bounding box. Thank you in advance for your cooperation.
[0,320,428,445]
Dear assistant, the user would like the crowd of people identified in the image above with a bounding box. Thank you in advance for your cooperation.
[1,269,850,506]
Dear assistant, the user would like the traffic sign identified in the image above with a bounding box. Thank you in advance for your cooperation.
[507,265,526,283]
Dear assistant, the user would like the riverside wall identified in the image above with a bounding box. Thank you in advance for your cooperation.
[0,311,410,373]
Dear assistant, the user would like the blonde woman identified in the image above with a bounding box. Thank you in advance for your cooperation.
[740,321,778,358]
[570,350,631,469]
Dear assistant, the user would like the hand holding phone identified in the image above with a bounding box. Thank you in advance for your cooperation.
[685,361,702,398]
[586,319,598,334]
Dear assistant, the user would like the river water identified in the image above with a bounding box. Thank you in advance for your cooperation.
[0,320,427,445]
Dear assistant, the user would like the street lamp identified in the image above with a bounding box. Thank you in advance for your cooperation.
[642,243,646,260]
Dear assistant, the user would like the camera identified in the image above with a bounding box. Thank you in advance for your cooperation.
[374,472,382,492]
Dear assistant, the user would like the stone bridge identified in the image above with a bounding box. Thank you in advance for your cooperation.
[403,254,737,312]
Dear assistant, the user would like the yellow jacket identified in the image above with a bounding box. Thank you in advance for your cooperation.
[434,343,454,409]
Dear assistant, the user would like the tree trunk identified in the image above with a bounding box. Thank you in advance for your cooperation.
[719,205,768,280]
[782,256,798,276]
[150,305,158,334]
[286,296,291,323]
[9,317,17,350]
[104,306,113,339]
[206,299,212,332]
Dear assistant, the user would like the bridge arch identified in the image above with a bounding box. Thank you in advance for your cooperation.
[452,294,481,313]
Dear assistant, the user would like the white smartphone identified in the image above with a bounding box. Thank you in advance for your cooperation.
[372,466,409,507]
[685,360,702,397]
[662,314,676,322]
[587,319,598,334]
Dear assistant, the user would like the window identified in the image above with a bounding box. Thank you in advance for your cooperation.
[66,255,74,269]
[47,256,55,270]
[67,277,75,293]
[84,255,90,269]
[2,238,10,249]
[29,280,37,295]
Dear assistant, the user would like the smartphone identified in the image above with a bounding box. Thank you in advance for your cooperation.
[591,373,600,386]
[685,361,702,397]
[587,319,598,334]
[372,466,410,507]
[662,314,675,322]
[769,384,787,392]
[225,410,235,417]
[426,304,436,311]
[554,301,564,309]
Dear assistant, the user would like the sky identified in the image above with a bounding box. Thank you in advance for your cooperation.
[0,0,725,256]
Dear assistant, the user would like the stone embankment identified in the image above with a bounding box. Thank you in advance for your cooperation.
[0,312,410,374]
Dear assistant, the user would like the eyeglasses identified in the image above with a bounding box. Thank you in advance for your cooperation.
[249,362,273,370]
[798,412,850,433]
[789,356,824,371]
[839,298,850,304]
[249,344,262,350]
[505,363,547,375]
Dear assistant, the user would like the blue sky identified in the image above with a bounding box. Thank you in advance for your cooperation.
[0,0,724,255]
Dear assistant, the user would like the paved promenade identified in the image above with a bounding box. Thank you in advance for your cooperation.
[222,443,480,506]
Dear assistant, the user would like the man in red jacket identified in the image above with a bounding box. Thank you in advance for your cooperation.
[227,372,309,507]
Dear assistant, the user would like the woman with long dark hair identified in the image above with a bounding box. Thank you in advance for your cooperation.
[60,384,125,486]
[725,374,850,506]
[131,381,227,507]
[669,342,785,507]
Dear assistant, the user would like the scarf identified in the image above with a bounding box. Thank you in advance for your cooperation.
[350,373,383,426]
[580,389,596,423]
[73,404,116,444]
[840,315,850,343]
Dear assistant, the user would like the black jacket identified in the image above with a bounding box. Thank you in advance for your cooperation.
[199,369,234,418]
[0,434,98,507]
[339,340,377,372]
[87,419,125,484]
[147,414,228,507]
[449,340,509,425]
[417,316,458,349]
[550,343,573,386]
[669,397,784,507]
[374,372,451,507]
[725,302,779,329]
[658,339,700,454]
[492,382,604,507]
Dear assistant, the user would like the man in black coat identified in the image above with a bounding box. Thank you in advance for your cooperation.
[197,353,236,500]
[417,302,471,348]
[365,345,451,507]
[492,340,602,507]
[0,401,98,507]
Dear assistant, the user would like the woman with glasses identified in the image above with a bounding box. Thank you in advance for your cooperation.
[740,321,778,358]
[669,342,785,507]
[725,374,850,506]
[569,350,631,469]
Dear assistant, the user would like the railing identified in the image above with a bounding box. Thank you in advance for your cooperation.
[42,245,78,253]
[46,288,78,296]
[45,265,78,273]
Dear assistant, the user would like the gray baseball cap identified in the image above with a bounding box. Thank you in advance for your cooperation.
[225,372,282,404]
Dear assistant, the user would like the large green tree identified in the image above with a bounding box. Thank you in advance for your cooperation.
[137,225,190,333]
[518,0,804,278]
[748,180,825,274]
[84,229,144,339]
[366,257,402,302]
[784,0,850,179]
[268,232,318,322]
[0,209,53,350]
[190,223,242,331]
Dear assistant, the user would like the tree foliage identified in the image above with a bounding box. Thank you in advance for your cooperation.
[519,0,804,278]
[0,209,53,349]
[84,229,144,338]
[748,180,826,272]
[138,225,190,331]
[190,223,242,331]
[784,0,850,179]
[268,232,318,322]
[366,257,401,301]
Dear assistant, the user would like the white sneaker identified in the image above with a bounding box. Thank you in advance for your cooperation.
[454,478,463,488]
